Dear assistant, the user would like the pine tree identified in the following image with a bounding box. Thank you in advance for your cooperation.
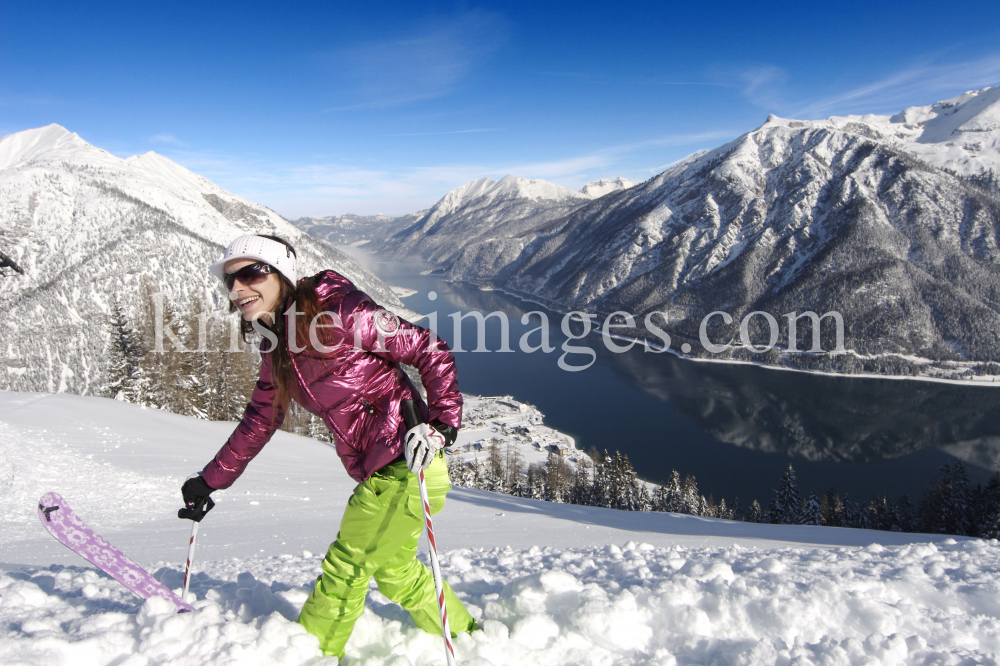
[897,494,915,533]
[769,464,802,525]
[841,494,861,528]
[569,458,594,506]
[717,498,730,520]
[949,462,974,536]
[801,492,822,525]
[651,484,670,512]
[680,475,700,515]
[919,463,974,536]
[591,450,612,508]
[730,496,743,522]
[746,499,763,523]
[974,474,1000,538]
[105,299,149,404]
[659,470,683,513]
[821,488,843,527]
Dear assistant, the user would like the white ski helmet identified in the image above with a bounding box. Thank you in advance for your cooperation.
[209,235,297,285]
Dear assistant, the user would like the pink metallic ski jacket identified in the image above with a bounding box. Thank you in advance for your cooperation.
[201,270,461,487]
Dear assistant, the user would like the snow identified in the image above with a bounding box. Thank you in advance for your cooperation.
[0,124,94,171]
[432,175,589,217]
[1,390,996,664]
[579,177,635,198]
[763,86,1000,178]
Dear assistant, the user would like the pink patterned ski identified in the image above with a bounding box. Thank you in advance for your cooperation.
[38,492,194,612]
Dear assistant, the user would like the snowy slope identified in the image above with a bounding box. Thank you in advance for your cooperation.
[0,125,407,396]
[1,391,995,665]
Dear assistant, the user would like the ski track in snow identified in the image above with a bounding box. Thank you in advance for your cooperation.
[1,391,999,665]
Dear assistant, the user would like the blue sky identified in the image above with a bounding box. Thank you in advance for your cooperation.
[3,1,1000,217]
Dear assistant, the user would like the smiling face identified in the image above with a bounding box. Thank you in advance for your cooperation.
[225,258,283,325]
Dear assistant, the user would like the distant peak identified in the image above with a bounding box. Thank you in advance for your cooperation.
[580,177,635,198]
[434,175,587,213]
[0,124,90,171]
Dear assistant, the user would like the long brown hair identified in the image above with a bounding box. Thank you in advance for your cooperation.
[231,235,334,415]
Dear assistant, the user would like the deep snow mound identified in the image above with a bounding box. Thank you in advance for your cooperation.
[3,538,999,665]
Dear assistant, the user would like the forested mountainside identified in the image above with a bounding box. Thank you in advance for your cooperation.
[292,211,425,246]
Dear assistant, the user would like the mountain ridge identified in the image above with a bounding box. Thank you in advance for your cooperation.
[0,124,405,395]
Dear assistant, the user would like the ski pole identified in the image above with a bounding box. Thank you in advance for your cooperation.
[403,400,457,666]
[182,520,198,603]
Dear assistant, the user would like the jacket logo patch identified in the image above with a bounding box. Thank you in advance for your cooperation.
[374,309,400,336]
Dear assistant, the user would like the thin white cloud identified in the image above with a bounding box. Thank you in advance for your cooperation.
[148,133,183,146]
[320,11,509,112]
[739,66,789,108]
[794,54,1000,118]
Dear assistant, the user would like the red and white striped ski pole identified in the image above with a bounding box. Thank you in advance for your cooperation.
[182,520,198,603]
[403,400,456,666]
[418,466,456,666]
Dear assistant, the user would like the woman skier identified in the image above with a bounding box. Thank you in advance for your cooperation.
[178,234,476,657]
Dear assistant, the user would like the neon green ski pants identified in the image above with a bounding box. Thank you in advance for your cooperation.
[297,454,475,657]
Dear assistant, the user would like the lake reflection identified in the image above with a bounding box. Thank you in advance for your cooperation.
[359,253,1000,504]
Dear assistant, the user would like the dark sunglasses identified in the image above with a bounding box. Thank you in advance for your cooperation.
[224,262,274,290]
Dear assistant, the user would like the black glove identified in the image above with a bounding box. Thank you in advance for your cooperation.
[178,475,216,522]
[430,420,458,447]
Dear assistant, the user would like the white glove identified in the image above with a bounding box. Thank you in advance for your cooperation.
[404,423,446,473]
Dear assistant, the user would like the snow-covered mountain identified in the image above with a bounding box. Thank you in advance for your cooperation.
[435,89,1000,375]
[0,124,405,395]
[579,176,635,198]
[292,211,426,247]
[370,175,593,268]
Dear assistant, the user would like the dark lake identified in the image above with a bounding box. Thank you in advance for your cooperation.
[357,252,1000,507]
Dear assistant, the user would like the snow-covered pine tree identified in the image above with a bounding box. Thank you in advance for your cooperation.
[609,451,645,511]
[717,498,730,520]
[636,482,652,512]
[696,495,710,517]
[659,470,683,513]
[104,298,149,404]
[680,475,700,515]
[801,492,822,525]
[651,484,670,512]
[745,499,763,523]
